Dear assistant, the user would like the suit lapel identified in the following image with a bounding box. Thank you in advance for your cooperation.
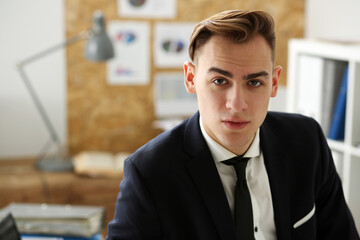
[260,114,292,239]
[183,112,294,239]
[184,113,237,240]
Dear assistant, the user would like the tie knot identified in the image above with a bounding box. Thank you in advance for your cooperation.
[222,156,250,180]
[222,156,250,166]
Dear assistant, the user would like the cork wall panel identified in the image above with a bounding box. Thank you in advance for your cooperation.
[65,0,304,154]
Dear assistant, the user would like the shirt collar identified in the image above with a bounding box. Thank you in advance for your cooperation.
[199,116,260,163]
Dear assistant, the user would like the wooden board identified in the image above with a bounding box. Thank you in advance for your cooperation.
[65,0,304,155]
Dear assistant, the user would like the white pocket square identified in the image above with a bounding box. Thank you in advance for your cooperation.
[293,204,316,229]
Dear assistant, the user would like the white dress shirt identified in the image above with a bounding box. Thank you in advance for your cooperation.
[199,117,277,240]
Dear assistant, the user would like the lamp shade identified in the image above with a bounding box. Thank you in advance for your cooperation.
[85,10,114,61]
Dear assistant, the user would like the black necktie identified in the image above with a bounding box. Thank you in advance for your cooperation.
[222,156,254,240]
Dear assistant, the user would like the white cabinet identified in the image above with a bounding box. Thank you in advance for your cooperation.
[287,39,360,231]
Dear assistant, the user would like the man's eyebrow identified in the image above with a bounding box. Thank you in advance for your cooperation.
[207,67,269,80]
[207,67,233,78]
[243,71,269,80]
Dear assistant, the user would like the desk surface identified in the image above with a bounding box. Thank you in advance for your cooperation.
[0,158,122,237]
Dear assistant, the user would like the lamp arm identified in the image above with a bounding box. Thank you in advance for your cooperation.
[16,30,90,145]
[17,67,60,144]
[18,31,90,67]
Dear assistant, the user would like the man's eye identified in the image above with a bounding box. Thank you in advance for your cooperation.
[213,78,228,85]
[248,80,262,87]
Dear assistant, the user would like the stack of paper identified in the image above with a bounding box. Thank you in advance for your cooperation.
[0,203,105,239]
[73,151,129,178]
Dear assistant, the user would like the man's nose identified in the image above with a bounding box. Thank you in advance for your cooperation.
[225,87,248,111]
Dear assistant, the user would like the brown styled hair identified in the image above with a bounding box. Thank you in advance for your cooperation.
[188,10,276,63]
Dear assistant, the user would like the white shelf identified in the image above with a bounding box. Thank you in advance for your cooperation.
[351,146,360,158]
[327,139,346,152]
[287,39,360,61]
[287,39,360,233]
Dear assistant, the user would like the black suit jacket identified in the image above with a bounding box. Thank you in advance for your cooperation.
[106,112,359,239]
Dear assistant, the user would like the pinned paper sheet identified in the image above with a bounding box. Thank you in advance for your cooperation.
[154,72,197,118]
[106,21,150,85]
[154,22,195,68]
[118,0,177,19]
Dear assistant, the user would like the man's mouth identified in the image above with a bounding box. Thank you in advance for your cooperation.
[222,120,250,130]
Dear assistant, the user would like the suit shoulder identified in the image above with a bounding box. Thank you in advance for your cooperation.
[263,111,323,137]
[126,118,189,166]
[266,111,320,127]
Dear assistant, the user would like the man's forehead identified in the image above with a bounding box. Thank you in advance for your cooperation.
[193,34,274,65]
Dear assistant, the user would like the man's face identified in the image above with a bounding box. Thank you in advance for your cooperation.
[184,34,281,155]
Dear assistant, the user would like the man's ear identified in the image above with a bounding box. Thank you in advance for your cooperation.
[271,65,282,97]
[184,61,196,94]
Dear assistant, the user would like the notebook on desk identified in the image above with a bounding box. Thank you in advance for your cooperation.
[0,203,105,238]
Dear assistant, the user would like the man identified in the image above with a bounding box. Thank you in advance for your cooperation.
[106,10,359,239]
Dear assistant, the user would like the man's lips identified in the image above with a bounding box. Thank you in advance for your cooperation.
[222,120,250,130]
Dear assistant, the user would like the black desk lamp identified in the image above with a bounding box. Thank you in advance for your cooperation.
[16,10,114,171]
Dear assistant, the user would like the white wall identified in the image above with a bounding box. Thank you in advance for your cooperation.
[269,85,286,112]
[0,0,66,158]
[305,0,360,42]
